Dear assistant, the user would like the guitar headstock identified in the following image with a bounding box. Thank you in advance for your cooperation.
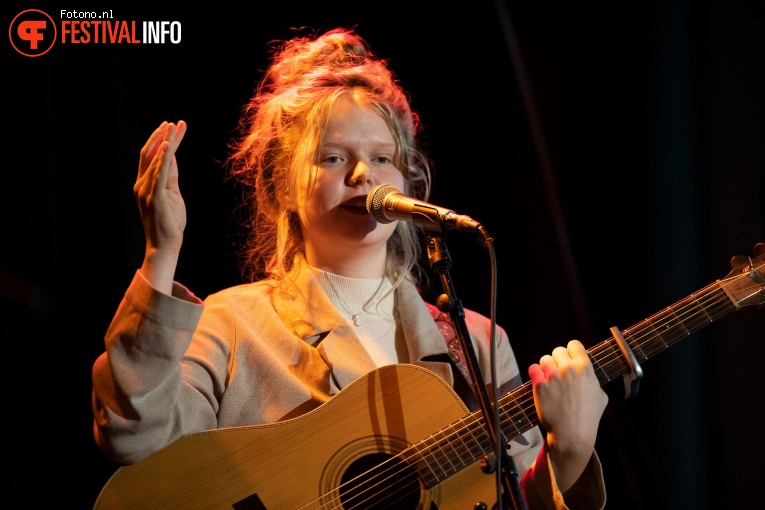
[722,243,765,309]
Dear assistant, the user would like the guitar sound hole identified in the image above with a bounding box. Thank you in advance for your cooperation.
[339,453,422,509]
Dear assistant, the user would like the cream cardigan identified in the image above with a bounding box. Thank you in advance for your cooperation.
[92,256,605,508]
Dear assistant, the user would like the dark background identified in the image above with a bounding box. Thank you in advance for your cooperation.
[3,1,763,508]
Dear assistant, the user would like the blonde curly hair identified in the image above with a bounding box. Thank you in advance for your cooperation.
[226,28,432,290]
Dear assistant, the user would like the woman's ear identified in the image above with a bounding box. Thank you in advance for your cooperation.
[284,192,298,212]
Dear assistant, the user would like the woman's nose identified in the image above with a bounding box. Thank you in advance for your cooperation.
[347,161,373,186]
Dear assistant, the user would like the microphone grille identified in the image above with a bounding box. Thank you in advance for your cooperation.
[366,184,401,224]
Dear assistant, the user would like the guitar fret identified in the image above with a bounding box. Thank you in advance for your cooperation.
[634,318,666,360]
[693,287,736,325]
[413,428,466,485]
[424,434,450,481]
[622,286,731,364]
[708,293,735,316]
[410,441,439,487]
[499,395,534,440]
[691,290,715,322]
[413,397,541,489]
[621,330,647,362]
[633,319,670,360]
[590,339,625,385]
[445,420,472,468]
[666,294,709,339]
[462,417,484,458]
[432,429,460,475]
[650,309,688,346]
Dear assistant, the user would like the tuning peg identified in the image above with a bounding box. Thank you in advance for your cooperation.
[731,255,750,269]
[731,243,765,268]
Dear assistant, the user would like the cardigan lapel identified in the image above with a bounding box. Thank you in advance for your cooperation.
[270,257,378,389]
[270,258,456,391]
[396,279,455,387]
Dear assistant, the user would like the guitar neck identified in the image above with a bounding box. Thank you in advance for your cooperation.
[410,280,741,488]
[589,280,736,384]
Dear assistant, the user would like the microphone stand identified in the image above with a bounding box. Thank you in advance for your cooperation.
[425,228,527,510]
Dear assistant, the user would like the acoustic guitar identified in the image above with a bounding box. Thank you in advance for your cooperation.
[93,245,764,509]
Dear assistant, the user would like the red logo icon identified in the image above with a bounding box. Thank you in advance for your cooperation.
[9,9,57,57]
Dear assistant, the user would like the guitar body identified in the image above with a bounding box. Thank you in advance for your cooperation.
[94,364,499,510]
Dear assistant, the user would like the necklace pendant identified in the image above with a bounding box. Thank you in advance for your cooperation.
[352,313,362,326]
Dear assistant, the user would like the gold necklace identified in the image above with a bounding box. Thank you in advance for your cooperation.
[318,272,387,326]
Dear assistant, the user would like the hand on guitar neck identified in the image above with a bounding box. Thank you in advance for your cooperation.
[529,339,609,494]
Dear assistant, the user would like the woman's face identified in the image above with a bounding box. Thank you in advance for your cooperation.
[296,94,406,274]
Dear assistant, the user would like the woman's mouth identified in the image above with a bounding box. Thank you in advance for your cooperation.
[340,196,370,215]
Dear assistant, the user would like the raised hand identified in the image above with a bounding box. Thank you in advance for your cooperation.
[134,121,188,293]
[528,339,608,493]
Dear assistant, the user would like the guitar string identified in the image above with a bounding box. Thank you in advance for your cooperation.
[576,271,753,379]
[306,284,748,509]
[439,278,754,496]
[317,265,763,509]
[298,378,540,509]
[428,291,735,501]
[593,286,719,373]
[310,390,542,510]
[630,264,760,357]
[593,266,757,371]
[335,467,422,510]
[590,280,742,380]
[588,283,734,382]
[314,308,708,506]
[320,288,744,509]
[298,384,542,509]
[300,275,760,509]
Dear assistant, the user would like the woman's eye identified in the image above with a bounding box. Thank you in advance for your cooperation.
[374,156,392,164]
[323,156,342,164]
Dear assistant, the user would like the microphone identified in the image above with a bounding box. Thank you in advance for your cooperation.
[366,184,482,233]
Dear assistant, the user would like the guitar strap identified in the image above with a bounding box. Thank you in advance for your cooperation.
[425,302,479,411]
[425,303,531,447]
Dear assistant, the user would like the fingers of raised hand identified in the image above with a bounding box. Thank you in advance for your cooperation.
[134,141,166,204]
[136,124,170,202]
[168,120,187,153]
[153,122,185,187]
[139,121,169,178]
[154,141,173,189]
[138,120,186,177]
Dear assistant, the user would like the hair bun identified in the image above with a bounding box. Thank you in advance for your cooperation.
[266,28,374,89]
